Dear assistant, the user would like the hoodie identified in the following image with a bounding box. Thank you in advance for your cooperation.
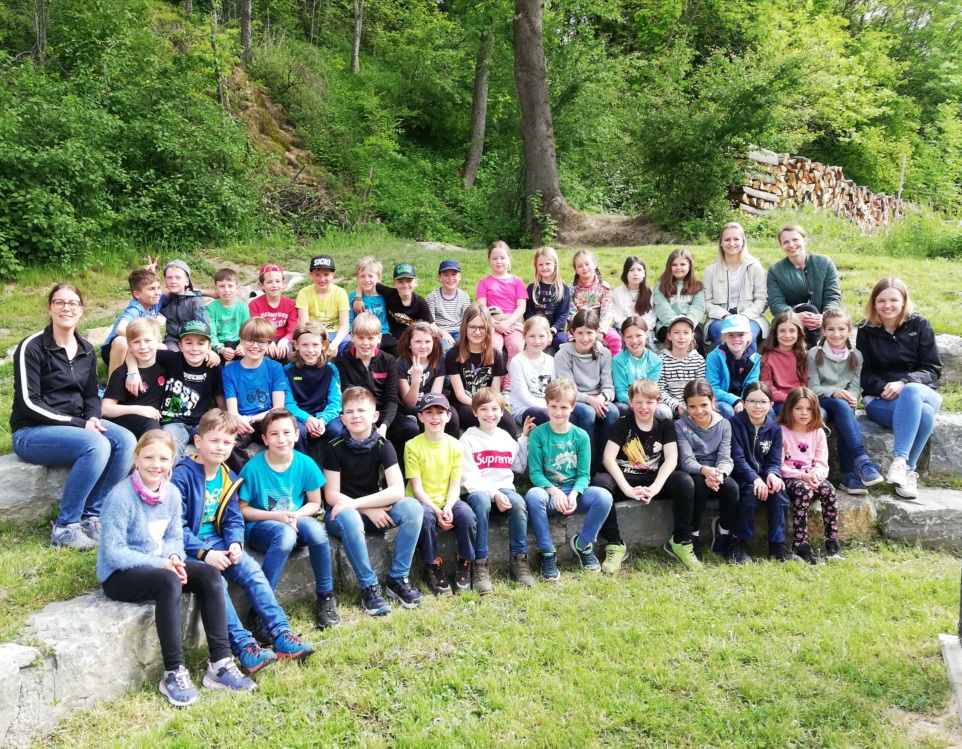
[730,410,783,488]
[460,426,529,498]
[705,345,761,407]
[554,341,614,402]
[674,411,734,476]
[171,456,246,560]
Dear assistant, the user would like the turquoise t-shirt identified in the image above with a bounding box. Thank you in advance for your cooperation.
[199,470,224,538]
[238,451,325,531]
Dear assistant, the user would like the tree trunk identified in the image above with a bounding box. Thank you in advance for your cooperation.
[512,0,574,240]
[460,28,494,190]
[33,0,49,64]
[185,0,192,15]
[350,0,364,74]
[240,0,252,64]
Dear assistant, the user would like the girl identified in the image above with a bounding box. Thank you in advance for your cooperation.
[856,278,942,500]
[97,431,255,706]
[674,380,739,562]
[284,322,343,462]
[397,321,459,437]
[525,246,571,351]
[508,315,556,426]
[777,387,841,563]
[703,222,769,347]
[704,314,761,420]
[611,256,656,335]
[554,309,620,468]
[476,240,528,384]
[760,311,808,413]
[808,308,884,495]
[445,303,518,437]
[570,249,622,355]
[612,316,667,418]
[652,248,706,354]
[657,315,706,419]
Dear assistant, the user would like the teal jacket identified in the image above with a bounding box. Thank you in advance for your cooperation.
[766,252,841,315]
[705,346,761,407]
[612,348,663,403]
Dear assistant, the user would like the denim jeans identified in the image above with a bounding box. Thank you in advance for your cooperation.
[524,485,613,552]
[819,397,869,474]
[571,402,620,470]
[465,489,528,558]
[13,420,136,526]
[515,407,550,427]
[163,422,199,463]
[245,516,334,594]
[865,384,942,470]
[295,417,343,462]
[732,487,790,543]
[717,401,736,420]
[418,500,477,563]
[325,497,422,588]
[200,535,291,653]
[707,317,763,348]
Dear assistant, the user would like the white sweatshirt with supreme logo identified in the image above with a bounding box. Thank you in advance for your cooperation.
[460,426,529,498]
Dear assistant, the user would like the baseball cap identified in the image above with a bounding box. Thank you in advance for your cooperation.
[179,320,211,340]
[418,392,451,413]
[667,314,696,331]
[259,263,284,277]
[393,263,417,280]
[720,315,752,336]
[310,255,335,272]
[163,260,194,290]
[438,259,461,274]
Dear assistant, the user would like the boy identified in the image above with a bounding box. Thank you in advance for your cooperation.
[160,260,210,350]
[172,409,317,672]
[238,408,341,629]
[524,379,613,580]
[427,259,470,351]
[406,393,474,596]
[296,254,350,353]
[248,263,297,361]
[222,317,290,470]
[353,263,434,357]
[348,256,394,353]
[101,268,163,377]
[323,386,425,615]
[207,268,251,363]
[101,318,168,438]
[461,388,535,590]
[704,315,761,419]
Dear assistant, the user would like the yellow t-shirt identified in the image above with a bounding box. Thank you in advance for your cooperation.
[405,433,463,507]
[295,284,349,331]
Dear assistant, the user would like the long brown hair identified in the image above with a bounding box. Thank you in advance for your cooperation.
[397,321,442,370]
[761,311,807,381]
[457,302,495,366]
[621,256,652,315]
[657,248,703,298]
[776,386,825,431]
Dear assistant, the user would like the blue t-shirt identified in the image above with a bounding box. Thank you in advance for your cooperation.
[348,291,390,335]
[102,298,162,349]
[199,470,224,538]
[239,452,325,531]
[222,358,289,416]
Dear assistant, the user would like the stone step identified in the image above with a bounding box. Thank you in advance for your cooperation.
[876,487,962,547]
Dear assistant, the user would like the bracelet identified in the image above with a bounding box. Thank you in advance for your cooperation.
[126,372,139,380]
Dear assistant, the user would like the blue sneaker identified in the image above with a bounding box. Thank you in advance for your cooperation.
[236,642,277,674]
[540,551,561,581]
[570,534,602,572]
[840,472,868,496]
[360,583,392,616]
[159,665,198,707]
[856,459,884,487]
[386,577,426,609]
[203,657,257,691]
[273,630,316,661]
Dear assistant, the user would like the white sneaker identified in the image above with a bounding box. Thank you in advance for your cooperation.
[895,470,919,500]
[885,461,907,488]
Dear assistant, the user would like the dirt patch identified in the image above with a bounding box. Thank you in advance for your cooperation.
[559,214,677,248]
[891,700,962,748]
[415,242,470,253]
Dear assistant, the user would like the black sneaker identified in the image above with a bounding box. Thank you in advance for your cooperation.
[728,536,753,564]
[360,583,392,616]
[711,517,730,557]
[690,534,703,561]
[769,541,801,563]
[793,542,818,565]
[424,557,453,596]
[453,556,472,594]
[824,538,845,560]
[245,607,272,646]
[314,592,342,629]
[386,577,426,609]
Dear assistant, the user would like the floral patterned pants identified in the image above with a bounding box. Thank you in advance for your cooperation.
[785,478,838,547]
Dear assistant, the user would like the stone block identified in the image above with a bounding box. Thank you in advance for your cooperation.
[0,644,43,749]
[0,455,57,525]
[928,412,962,479]
[876,488,962,547]
[936,334,962,386]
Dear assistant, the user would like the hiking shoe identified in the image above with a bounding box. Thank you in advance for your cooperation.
[314,592,341,629]
[710,517,729,557]
[769,541,801,563]
[203,657,257,692]
[509,553,536,587]
[601,542,629,574]
[896,470,919,499]
[159,665,198,707]
[50,522,97,551]
[244,608,272,647]
[690,535,704,561]
[424,557,453,596]
[663,536,703,570]
[856,459,884,487]
[886,461,908,488]
[273,630,316,661]
[840,472,868,496]
[453,556,472,594]
[569,534,602,572]
[728,536,753,564]
[793,542,818,565]
[540,551,561,582]
[824,538,845,560]
[79,516,102,542]
[360,584,392,616]
[471,558,494,595]
[386,577,425,609]
[236,642,277,674]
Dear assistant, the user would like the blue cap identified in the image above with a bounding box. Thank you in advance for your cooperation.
[418,392,451,413]
[438,259,461,274]
[720,315,752,335]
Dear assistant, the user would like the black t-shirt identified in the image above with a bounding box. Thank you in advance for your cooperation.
[155,349,222,426]
[608,414,676,484]
[396,357,447,415]
[322,434,399,503]
[444,349,507,397]
[376,283,434,339]
[104,361,168,409]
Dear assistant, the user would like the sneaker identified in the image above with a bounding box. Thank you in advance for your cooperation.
[569,534,602,572]
[424,557,453,596]
[79,516,102,542]
[728,536,753,564]
[840,472,868,496]
[360,584,392,616]
[203,657,257,692]
[314,592,342,629]
[793,542,818,565]
[896,470,919,500]
[386,577,426,609]
[236,642,277,674]
[886,460,908,488]
[601,542,629,574]
[690,534,703,561]
[244,608,272,647]
[663,536,703,570]
[769,541,802,563]
[710,518,730,557]
[50,522,97,551]
[540,551,561,582]
[856,459,884,487]
[509,553,536,587]
[159,665,198,707]
[273,630,316,661]
[824,538,845,560]
[453,557,472,594]
[471,558,494,595]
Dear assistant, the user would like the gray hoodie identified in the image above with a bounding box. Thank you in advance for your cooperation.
[674,411,734,476]
[554,342,614,403]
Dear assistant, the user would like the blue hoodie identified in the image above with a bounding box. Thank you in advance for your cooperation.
[705,345,761,408]
[729,409,782,488]
[171,455,245,560]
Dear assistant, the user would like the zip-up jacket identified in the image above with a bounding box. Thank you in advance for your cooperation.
[855,314,941,398]
[766,252,841,316]
[703,251,770,335]
[172,456,245,560]
[160,291,209,345]
[705,346,761,407]
[284,361,342,426]
[612,347,663,404]
[334,347,399,428]
[807,344,862,402]
[730,410,782,488]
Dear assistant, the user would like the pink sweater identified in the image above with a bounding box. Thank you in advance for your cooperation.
[760,348,807,403]
[780,426,828,481]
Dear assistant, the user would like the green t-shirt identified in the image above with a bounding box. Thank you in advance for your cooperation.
[528,422,591,494]
[199,470,224,538]
[207,299,251,350]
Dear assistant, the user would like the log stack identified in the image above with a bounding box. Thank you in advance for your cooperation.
[733,148,906,231]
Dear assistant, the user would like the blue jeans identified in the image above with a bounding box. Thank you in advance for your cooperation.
[571,402,620,468]
[732,487,790,543]
[819,397,869,474]
[245,516,334,594]
[865,384,942,470]
[200,535,291,653]
[707,317,763,348]
[717,401,735,420]
[525,485,613,552]
[418,500,477,563]
[295,417,343,458]
[325,497,422,588]
[162,422,199,463]
[465,489,528,558]
[13,420,136,526]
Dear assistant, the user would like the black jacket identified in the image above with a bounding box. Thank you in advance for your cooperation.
[855,314,941,397]
[334,347,399,428]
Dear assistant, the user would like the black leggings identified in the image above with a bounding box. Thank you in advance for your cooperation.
[102,560,230,671]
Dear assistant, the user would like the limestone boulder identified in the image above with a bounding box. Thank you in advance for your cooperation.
[0,644,44,749]
[876,488,962,547]
[0,456,63,525]
[936,334,962,386]
[927,412,962,479]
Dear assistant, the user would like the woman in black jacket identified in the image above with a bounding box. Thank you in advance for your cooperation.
[11,284,136,549]
[856,278,942,500]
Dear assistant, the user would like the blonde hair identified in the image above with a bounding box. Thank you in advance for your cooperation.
[134,429,175,459]
[341,386,376,410]
[865,277,912,329]
[718,222,748,258]
[197,408,239,437]
[628,379,660,401]
[126,317,161,342]
[522,315,551,339]
[533,246,565,303]
[457,303,495,366]
[356,255,382,278]
[291,321,330,368]
[240,316,276,342]
[545,378,577,406]
[572,249,602,286]
[351,312,382,337]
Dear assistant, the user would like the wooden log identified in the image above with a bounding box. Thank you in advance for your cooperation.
[749,171,777,185]
[739,203,771,216]
[748,149,782,166]
[743,185,780,202]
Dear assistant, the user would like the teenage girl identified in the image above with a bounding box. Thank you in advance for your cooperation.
[807,308,884,495]
[397,321,459,437]
[97,431,255,706]
[611,256,656,335]
[777,387,842,563]
[570,249,622,355]
[284,321,343,461]
[657,315,706,418]
[760,311,807,414]
[508,315,555,426]
[525,246,571,351]
[476,240,527,385]
[444,302,518,437]
[652,248,706,354]
[612,316,666,418]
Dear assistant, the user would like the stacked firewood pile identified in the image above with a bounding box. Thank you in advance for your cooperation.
[734,148,906,230]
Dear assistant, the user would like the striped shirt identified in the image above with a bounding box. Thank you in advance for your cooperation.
[658,349,706,414]
[427,288,471,332]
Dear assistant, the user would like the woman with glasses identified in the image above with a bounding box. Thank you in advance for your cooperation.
[11,284,137,549]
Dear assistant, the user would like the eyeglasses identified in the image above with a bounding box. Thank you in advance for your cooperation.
[467,325,486,333]
[744,399,771,407]
[51,300,82,311]
[242,338,272,347]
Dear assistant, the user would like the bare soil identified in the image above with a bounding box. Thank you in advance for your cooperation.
[892,700,962,748]
[559,213,677,248]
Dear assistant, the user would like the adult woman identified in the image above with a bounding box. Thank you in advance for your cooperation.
[856,278,942,500]
[766,226,841,348]
[11,284,137,549]
[704,222,769,347]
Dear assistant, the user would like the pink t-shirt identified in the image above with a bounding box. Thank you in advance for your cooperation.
[780,426,829,481]
[248,294,298,342]
[476,275,527,316]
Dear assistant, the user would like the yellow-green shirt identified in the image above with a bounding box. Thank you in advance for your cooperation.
[405,433,462,507]
[295,284,349,332]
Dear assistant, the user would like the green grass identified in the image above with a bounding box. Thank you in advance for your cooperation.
[42,543,961,748]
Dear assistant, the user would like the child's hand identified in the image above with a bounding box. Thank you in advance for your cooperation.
[125,372,142,396]
[204,549,232,570]
[833,388,857,407]
[733,401,745,413]
[586,394,608,418]
[494,491,512,512]
[360,508,396,528]
[632,486,654,504]
[306,416,324,437]
[145,256,158,273]
[165,556,188,585]
[547,486,568,511]
[753,477,769,501]
[352,298,366,315]
[227,543,243,564]
[221,347,236,362]
[137,406,163,421]
[275,338,290,358]
[802,472,820,489]
[235,415,255,435]
[205,350,221,368]
[675,404,687,418]
[522,415,536,437]
[377,423,388,439]
[564,490,580,514]
[437,507,454,530]
[441,331,455,346]
[766,473,784,493]
[282,511,299,527]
